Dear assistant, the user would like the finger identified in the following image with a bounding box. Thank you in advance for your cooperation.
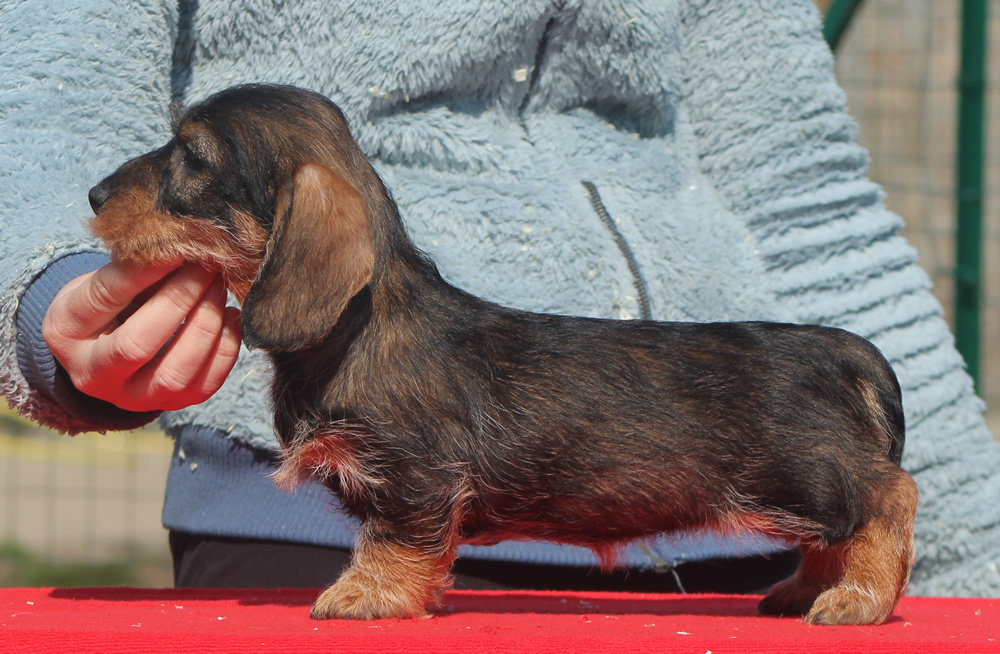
[192,305,243,400]
[89,265,219,376]
[121,275,229,409]
[57,260,183,339]
[156,306,242,411]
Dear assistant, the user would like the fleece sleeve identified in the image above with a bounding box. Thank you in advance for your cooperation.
[0,0,178,433]
[680,0,999,596]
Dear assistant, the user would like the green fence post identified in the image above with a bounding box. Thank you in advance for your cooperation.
[955,0,989,392]
[823,0,866,51]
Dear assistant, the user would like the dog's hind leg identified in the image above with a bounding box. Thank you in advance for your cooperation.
[759,466,918,625]
[804,467,917,625]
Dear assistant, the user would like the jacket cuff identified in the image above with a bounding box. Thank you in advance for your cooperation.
[15,252,161,432]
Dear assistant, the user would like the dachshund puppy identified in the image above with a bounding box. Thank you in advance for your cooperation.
[88,84,917,625]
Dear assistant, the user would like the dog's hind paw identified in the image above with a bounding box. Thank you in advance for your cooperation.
[758,577,822,619]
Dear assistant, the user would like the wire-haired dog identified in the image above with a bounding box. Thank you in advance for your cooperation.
[88,84,917,625]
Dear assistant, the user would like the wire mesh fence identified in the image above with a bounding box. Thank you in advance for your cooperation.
[0,409,173,587]
[830,0,999,435]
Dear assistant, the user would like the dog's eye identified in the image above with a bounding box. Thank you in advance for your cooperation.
[181,146,207,174]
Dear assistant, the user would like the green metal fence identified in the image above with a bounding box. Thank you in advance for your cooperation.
[825,0,998,434]
[954,0,989,392]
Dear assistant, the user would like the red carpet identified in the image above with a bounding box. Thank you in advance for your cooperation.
[0,588,996,653]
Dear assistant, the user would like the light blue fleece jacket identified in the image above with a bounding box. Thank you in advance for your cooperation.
[1,0,997,595]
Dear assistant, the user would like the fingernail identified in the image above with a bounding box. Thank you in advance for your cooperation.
[206,275,227,302]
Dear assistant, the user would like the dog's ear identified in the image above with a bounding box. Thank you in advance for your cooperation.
[241,163,375,351]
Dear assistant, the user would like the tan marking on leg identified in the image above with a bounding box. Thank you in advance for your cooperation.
[760,467,917,625]
[759,539,845,619]
[310,529,455,620]
[806,470,917,625]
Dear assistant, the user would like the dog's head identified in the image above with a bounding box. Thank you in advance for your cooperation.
[89,84,377,351]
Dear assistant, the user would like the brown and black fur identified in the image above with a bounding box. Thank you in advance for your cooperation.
[88,84,918,625]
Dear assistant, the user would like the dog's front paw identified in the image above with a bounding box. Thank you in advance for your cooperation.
[310,568,433,620]
[804,585,894,626]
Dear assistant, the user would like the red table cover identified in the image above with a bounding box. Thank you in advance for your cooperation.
[0,587,996,653]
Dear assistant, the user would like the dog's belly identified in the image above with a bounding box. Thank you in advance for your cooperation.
[461,518,696,550]
[459,480,720,550]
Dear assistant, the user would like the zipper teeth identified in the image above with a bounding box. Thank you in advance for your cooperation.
[581,181,652,320]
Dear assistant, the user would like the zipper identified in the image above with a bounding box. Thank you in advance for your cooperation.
[581,181,652,321]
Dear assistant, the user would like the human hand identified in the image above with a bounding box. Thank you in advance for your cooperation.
[42,260,242,412]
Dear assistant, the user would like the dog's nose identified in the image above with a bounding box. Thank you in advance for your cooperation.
[88,182,112,213]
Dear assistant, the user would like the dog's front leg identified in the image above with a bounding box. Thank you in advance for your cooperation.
[311,520,457,620]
